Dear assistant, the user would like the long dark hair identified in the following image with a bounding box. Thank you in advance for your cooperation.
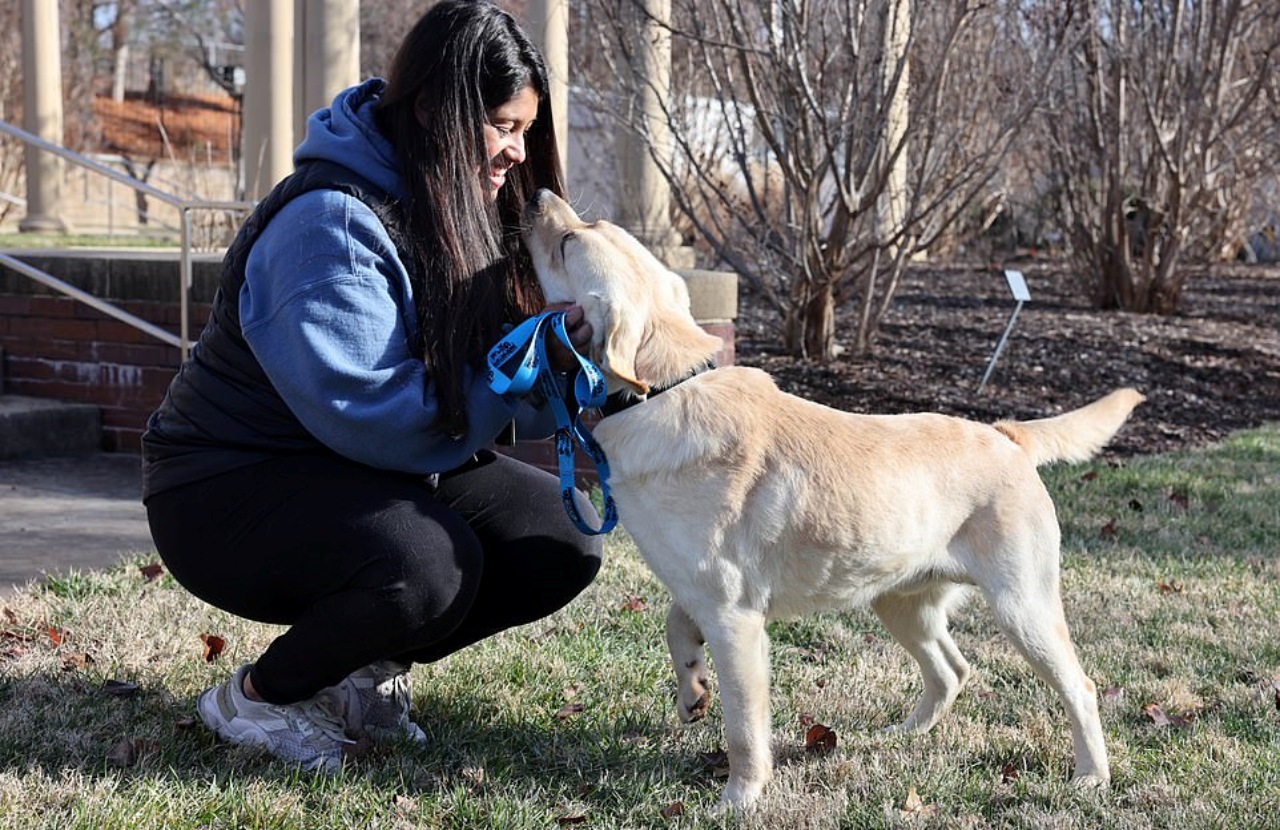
[376,0,565,436]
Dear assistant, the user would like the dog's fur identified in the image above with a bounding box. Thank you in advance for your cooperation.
[524,189,1143,808]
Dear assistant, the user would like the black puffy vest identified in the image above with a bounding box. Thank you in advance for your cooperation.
[141,161,415,499]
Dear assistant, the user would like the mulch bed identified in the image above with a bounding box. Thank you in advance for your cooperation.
[733,262,1280,458]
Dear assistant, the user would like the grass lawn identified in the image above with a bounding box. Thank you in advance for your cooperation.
[1,425,1277,829]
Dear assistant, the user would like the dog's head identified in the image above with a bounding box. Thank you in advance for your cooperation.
[523,189,722,397]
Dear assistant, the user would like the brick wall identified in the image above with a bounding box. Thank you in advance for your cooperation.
[0,252,736,473]
[0,252,216,452]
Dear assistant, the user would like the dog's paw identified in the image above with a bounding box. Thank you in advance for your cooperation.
[717,777,766,811]
[1070,773,1110,790]
[680,689,710,723]
[882,719,926,735]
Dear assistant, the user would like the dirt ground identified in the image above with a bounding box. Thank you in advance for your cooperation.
[733,263,1280,458]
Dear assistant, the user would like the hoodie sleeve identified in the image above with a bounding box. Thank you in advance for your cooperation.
[240,189,531,473]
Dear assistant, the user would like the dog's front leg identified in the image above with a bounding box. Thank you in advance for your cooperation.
[666,602,711,722]
[702,609,773,808]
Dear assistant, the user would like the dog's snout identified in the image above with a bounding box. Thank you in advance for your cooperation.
[530,188,555,211]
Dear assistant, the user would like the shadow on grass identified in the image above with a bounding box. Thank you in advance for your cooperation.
[0,669,714,806]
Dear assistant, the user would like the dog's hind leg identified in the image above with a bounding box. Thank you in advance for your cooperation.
[666,602,711,722]
[701,609,773,807]
[872,583,972,732]
[980,555,1110,786]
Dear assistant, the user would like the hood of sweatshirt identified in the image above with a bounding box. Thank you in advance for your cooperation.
[293,78,405,199]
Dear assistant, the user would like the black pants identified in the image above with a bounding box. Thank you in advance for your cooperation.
[146,449,603,704]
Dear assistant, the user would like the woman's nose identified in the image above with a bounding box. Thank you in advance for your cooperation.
[506,133,527,164]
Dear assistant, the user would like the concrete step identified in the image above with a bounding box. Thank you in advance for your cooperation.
[0,394,102,459]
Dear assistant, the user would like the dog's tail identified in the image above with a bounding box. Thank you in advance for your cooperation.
[993,388,1146,467]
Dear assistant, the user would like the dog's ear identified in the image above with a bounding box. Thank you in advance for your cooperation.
[601,301,651,396]
[634,309,722,387]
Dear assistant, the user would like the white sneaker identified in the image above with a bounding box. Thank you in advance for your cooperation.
[335,660,427,744]
[197,664,355,772]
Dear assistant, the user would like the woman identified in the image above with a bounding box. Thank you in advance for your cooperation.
[142,0,602,772]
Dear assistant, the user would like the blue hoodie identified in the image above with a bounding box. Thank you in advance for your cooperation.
[144,80,553,493]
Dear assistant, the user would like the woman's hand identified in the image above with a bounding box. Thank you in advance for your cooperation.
[544,302,593,372]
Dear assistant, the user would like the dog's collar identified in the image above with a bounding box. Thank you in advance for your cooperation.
[600,360,716,417]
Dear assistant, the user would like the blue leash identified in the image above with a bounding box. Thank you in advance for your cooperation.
[486,311,619,535]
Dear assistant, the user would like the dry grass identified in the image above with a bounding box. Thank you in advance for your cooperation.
[0,425,1277,829]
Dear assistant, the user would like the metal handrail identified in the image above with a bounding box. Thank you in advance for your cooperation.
[0,118,255,359]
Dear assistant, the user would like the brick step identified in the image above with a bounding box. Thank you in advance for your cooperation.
[0,394,102,459]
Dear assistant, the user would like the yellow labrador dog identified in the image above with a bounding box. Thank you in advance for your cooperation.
[524,189,1142,808]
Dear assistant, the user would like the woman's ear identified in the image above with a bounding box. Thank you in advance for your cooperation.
[414,93,433,131]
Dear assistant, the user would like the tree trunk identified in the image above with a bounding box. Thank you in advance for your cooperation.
[803,284,836,361]
[782,280,836,361]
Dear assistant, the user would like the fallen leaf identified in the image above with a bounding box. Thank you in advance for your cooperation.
[699,748,731,778]
[47,625,68,648]
[1081,470,1099,482]
[106,737,158,768]
[103,679,141,697]
[139,562,164,582]
[1141,701,1194,728]
[1099,518,1118,539]
[660,801,684,818]
[620,595,647,613]
[0,627,31,644]
[342,735,376,761]
[900,786,937,818]
[2,608,16,625]
[795,645,828,663]
[556,814,587,826]
[555,702,585,720]
[1001,763,1020,783]
[1156,580,1185,595]
[199,633,225,662]
[804,722,837,753]
[392,793,418,812]
[62,652,94,671]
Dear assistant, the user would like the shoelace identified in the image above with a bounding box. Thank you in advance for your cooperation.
[296,695,356,745]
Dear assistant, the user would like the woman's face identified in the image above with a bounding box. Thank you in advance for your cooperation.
[483,85,540,199]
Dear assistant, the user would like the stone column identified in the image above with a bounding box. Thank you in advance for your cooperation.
[19,0,67,233]
[243,0,295,198]
[527,0,570,177]
[616,0,692,268]
[295,0,361,146]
